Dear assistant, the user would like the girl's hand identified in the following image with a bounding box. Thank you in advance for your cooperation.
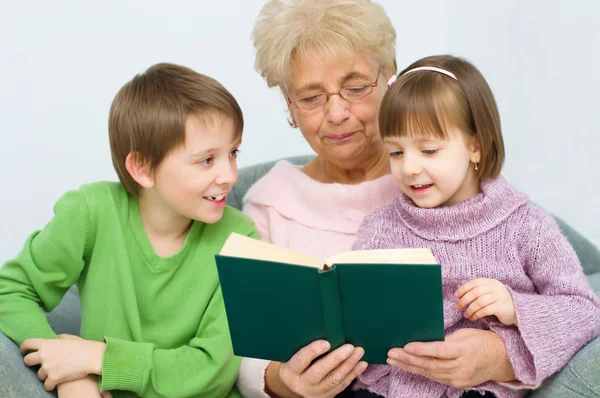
[455,278,518,326]
[20,337,106,391]
[266,340,368,398]
[57,375,112,398]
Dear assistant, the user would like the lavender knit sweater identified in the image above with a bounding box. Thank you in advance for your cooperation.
[352,176,600,398]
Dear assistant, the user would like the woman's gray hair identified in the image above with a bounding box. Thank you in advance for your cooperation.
[253,0,397,88]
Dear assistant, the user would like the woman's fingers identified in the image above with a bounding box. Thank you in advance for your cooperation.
[284,340,331,375]
[322,347,365,390]
[304,344,356,383]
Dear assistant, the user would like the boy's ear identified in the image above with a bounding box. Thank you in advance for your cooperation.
[125,152,155,189]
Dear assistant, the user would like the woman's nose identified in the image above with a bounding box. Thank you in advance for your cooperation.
[325,94,350,125]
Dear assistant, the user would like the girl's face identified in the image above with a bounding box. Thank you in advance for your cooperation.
[384,129,481,208]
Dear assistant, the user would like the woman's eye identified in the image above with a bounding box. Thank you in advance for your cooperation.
[345,85,368,94]
[423,149,438,155]
[299,94,323,105]
[389,151,403,157]
[231,149,240,158]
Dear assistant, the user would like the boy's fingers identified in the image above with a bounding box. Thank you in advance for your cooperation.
[20,338,43,354]
[23,352,42,367]
[37,367,48,381]
[58,334,81,340]
[44,377,58,392]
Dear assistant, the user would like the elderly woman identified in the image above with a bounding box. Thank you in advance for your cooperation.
[237,1,600,398]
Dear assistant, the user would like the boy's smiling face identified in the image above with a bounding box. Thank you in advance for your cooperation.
[145,114,241,225]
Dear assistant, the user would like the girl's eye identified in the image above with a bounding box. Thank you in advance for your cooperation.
[231,149,240,158]
[389,151,403,157]
[199,156,214,166]
[423,149,438,155]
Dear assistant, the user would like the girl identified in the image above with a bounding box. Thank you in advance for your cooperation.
[352,55,600,398]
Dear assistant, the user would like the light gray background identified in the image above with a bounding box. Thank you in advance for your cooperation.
[1,0,598,263]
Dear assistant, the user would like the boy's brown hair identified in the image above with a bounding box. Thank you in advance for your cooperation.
[109,63,244,194]
[379,55,505,180]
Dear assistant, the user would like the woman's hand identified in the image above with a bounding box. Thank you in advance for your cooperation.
[20,336,106,391]
[57,375,112,398]
[387,328,515,388]
[455,278,518,326]
[265,340,368,398]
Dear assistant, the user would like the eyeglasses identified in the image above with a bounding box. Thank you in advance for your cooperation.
[287,69,380,110]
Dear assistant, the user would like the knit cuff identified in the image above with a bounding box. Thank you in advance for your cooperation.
[13,322,58,346]
[99,336,152,393]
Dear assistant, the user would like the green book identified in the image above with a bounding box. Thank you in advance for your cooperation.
[215,233,444,364]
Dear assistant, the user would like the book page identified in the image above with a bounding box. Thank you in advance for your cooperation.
[326,248,437,266]
[219,233,323,268]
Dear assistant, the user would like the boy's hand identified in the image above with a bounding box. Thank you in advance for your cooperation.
[57,375,112,398]
[455,278,518,326]
[20,337,106,391]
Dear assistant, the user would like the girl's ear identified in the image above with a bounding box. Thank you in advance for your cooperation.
[125,152,155,189]
[470,136,482,164]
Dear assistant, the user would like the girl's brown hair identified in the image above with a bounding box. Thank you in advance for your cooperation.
[379,55,505,180]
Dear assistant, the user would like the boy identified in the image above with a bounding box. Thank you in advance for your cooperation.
[0,63,257,397]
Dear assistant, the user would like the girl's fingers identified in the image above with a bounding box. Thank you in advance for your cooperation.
[463,293,496,318]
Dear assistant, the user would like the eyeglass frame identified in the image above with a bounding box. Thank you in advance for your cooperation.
[286,69,381,110]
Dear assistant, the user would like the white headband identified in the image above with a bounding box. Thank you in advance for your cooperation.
[387,66,458,87]
[405,66,457,80]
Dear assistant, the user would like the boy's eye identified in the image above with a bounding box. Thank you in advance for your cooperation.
[389,151,403,157]
[423,149,438,155]
[230,149,240,158]
[199,156,214,165]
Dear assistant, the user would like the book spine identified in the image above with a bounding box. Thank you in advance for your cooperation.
[317,266,345,351]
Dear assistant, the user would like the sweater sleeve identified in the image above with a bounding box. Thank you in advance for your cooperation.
[0,190,89,345]
[487,214,600,387]
[98,225,257,398]
[243,202,272,243]
[99,279,240,397]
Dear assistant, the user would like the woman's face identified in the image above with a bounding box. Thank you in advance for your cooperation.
[285,51,391,169]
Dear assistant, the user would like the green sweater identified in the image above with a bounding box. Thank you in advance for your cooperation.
[0,182,258,398]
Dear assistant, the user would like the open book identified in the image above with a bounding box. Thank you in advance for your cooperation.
[216,233,444,364]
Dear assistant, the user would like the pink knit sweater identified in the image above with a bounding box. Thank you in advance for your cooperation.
[352,176,600,398]
[236,160,400,398]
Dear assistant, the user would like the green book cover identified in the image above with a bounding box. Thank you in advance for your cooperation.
[215,233,444,364]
